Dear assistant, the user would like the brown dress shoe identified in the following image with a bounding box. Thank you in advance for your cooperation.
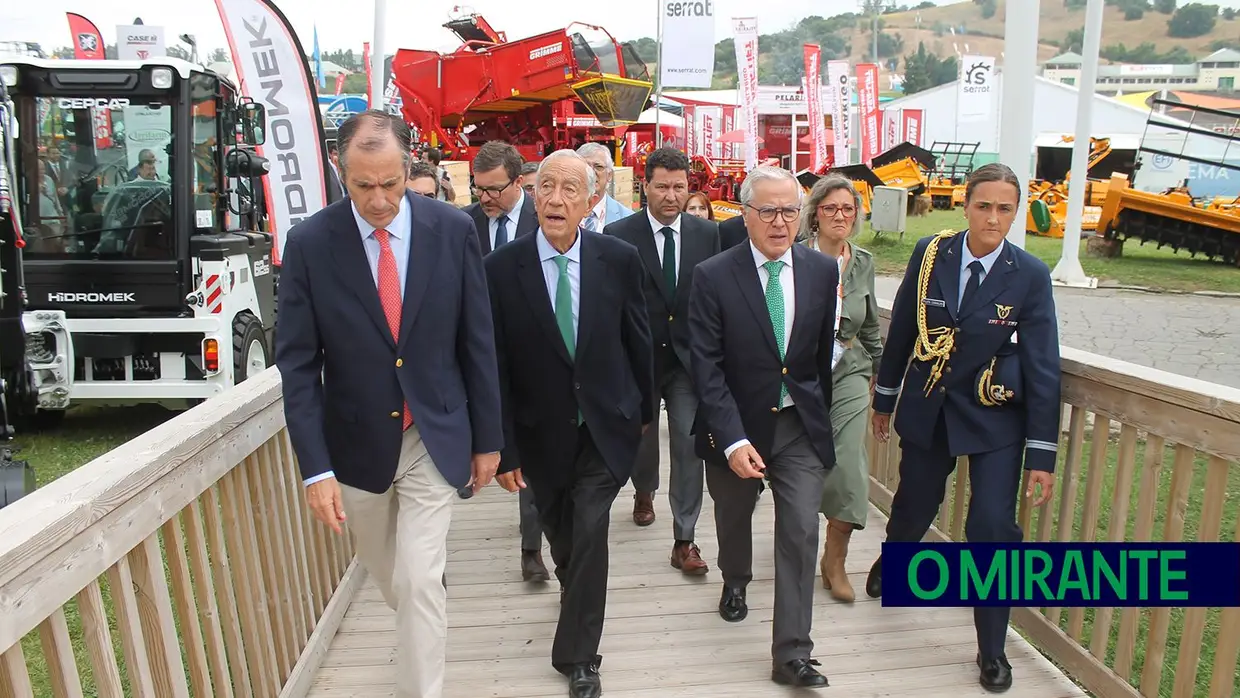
[521,549,550,582]
[819,519,855,603]
[632,491,655,526]
[670,541,709,575]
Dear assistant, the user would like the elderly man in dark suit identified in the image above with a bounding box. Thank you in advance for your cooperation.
[275,110,503,698]
[605,146,719,574]
[486,149,654,698]
[462,140,549,583]
[688,165,839,689]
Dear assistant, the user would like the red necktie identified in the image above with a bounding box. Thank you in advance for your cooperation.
[374,229,413,430]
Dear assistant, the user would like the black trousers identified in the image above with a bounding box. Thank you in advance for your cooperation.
[885,414,1025,662]
[526,425,622,673]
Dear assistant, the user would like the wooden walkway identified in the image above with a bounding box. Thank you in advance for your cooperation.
[307,429,1087,698]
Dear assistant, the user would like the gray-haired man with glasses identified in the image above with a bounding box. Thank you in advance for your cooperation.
[687,165,839,689]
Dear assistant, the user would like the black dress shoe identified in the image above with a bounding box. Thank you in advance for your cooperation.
[718,586,747,622]
[866,556,882,598]
[567,663,602,698]
[771,658,829,688]
[977,655,1013,693]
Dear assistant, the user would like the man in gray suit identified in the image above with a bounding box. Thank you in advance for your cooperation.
[577,143,634,231]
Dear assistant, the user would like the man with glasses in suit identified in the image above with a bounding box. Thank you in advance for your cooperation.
[577,143,633,232]
[462,140,549,583]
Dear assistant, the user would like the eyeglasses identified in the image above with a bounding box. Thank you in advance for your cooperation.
[820,204,857,218]
[746,204,801,223]
[472,180,513,198]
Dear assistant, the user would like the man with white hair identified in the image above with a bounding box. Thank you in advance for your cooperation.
[485,149,654,698]
[576,142,634,230]
[687,165,839,688]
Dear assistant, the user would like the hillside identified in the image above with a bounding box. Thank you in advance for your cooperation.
[882,0,1240,62]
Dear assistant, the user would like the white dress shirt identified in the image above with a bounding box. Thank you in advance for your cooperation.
[723,242,797,459]
[488,190,525,251]
[584,197,607,232]
[536,228,582,343]
[958,231,1005,308]
[646,210,681,284]
[304,196,412,486]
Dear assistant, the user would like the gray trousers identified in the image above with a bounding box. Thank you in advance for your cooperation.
[519,487,544,551]
[706,407,826,664]
[629,364,705,542]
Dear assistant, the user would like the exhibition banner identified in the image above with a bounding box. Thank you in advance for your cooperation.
[803,44,829,172]
[660,0,717,88]
[733,17,760,170]
[826,59,851,167]
[957,54,996,123]
[856,63,881,165]
[902,109,924,146]
[883,108,900,152]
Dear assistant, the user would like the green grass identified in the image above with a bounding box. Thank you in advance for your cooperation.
[933,427,1240,698]
[860,210,1240,294]
[9,405,175,697]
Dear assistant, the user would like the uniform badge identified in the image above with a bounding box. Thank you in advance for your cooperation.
[989,304,1017,327]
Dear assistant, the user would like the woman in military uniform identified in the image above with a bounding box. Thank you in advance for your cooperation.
[798,174,883,604]
[866,163,1061,693]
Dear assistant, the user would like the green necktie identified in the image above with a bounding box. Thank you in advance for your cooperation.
[660,227,676,298]
[553,255,583,424]
[763,260,788,406]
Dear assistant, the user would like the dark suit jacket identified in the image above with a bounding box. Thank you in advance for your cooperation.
[873,230,1061,472]
[604,210,720,385]
[718,215,749,250]
[464,195,538,255]
[688,242,839,469]
[485,229,655,488]
[276,191,504,493]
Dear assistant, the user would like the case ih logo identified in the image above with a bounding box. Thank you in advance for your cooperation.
[48,292,136,303]
[77,33,98,53]
[529,43,562,60]
[137,50,150,60]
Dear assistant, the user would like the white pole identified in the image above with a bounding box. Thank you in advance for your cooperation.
[655,0,664,148]
[997,0,1039,249]
[1051,0,1101,288]
[370,0,387,111]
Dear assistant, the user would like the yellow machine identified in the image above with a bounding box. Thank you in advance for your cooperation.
[1027,137,1113,238]
[1095,173,1240,266]
[927,141,980,209]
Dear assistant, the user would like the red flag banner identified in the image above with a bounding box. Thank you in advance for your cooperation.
[856,63,880,166]
[66,13,106,60]
[802,44,829,173]
[902,109,924,147]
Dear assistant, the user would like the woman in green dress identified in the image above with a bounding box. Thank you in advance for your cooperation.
[798,174,884,603]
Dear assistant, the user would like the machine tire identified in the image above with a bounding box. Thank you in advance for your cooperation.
[28,409,65,431]
[232,314,269,384]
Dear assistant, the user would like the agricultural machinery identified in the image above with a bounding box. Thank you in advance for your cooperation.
[390,12,653,163]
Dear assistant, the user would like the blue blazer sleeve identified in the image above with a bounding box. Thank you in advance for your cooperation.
[455,214,505,455]
[688,265,747,449]
[274,234,333,482]
[619,245,655,424]
[873,236,931,415]
[1017,263,1062,472]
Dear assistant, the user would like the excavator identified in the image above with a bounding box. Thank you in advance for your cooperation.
[390,12,653,163]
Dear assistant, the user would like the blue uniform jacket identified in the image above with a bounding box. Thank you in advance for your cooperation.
[872,230,1061,472]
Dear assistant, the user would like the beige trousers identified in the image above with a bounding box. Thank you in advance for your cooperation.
[339,426,457,698]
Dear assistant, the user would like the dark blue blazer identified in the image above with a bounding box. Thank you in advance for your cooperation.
[484,229,655,489]
[873,230,1061,472]
[276,191,504,493]
[687,242,839,469]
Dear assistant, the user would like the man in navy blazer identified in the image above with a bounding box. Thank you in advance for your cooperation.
[276,110,503,698]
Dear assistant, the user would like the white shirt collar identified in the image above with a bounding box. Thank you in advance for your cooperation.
[961,231,1005,274]
[591,197,607,221]
[647,209,681,236]
[498,190,525,225]
[750,240,793,269]
[353,194,409,240]
[537,228,582,263]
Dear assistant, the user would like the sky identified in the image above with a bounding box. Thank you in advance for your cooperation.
[5,0,919,57]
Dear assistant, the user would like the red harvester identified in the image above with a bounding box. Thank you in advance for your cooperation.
[390,11,654,162]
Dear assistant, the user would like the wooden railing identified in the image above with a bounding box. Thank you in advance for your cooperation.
[1,301,1237,698]
[0,368,365,698]
[868,301,1240,698]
